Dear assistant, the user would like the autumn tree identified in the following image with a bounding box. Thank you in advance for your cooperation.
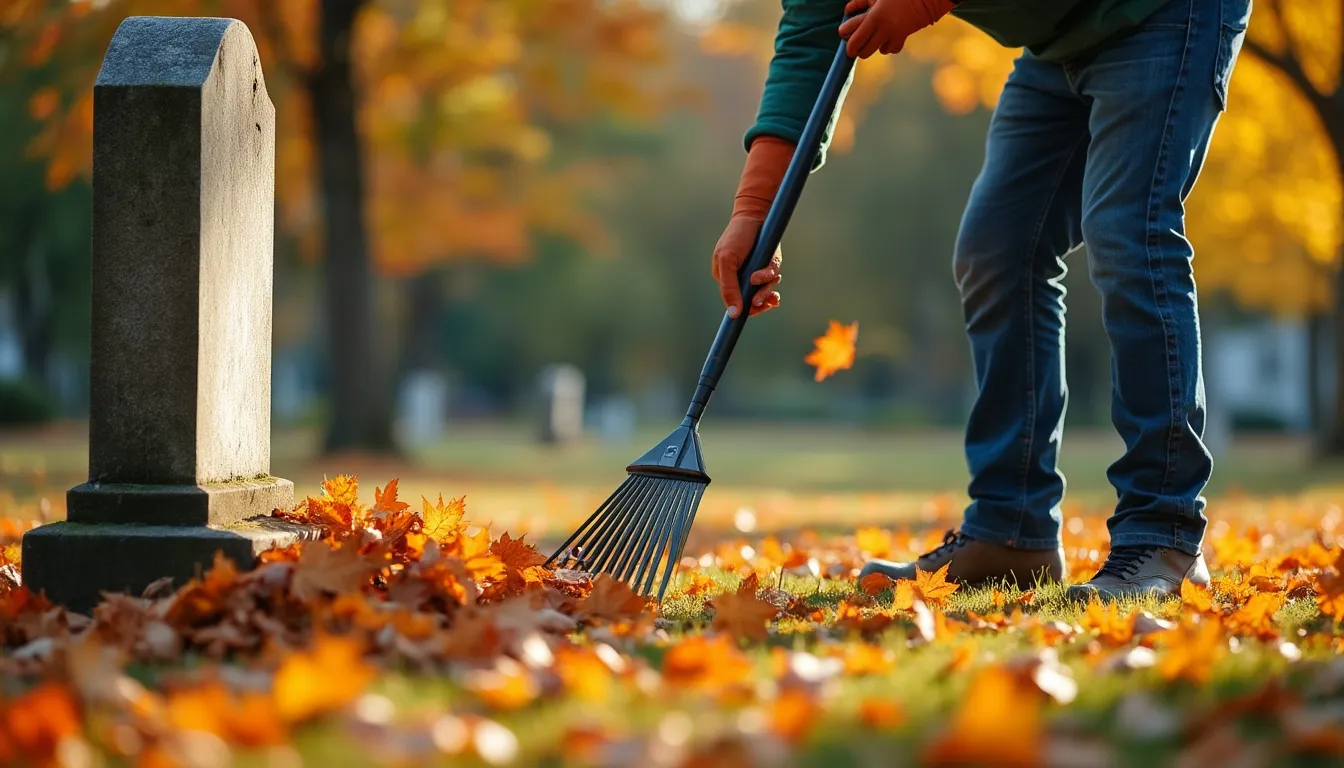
[3,0,670,452]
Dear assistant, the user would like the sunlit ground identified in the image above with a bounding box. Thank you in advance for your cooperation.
[5,422,1344,767]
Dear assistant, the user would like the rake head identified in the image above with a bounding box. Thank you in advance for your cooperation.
[545,424,709,601]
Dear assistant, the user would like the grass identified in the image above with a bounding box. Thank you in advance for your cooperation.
[7,422,1344,766]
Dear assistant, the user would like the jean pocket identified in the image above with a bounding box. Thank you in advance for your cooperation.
[1214,0,1251,111]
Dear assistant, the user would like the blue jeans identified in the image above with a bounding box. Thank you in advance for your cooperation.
[954,0,1251,556]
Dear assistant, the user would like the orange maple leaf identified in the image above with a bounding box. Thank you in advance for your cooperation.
[1079,599,1134,646]
[661,634,754,693]
[804,320,858,382]
[491,533,548,572]
[1158,616,1227,684]
[859,572,895,596]
[373,478,411,515]
[768,688,819,744]
[166,679,287,747]
[272,633,376,723]
[1317,568,1344,621]
[419,494,467,543]
[858,698,906,730]
[1182,580,1216,614]
[290,538,378,602]
[912,563,959,606]
[922,665,1042,768]
[1226,592,1283,639]
[0,681,81,764]
[579,574,648,623]
[709,579,779,642]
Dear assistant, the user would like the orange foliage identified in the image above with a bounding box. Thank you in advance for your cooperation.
[804,320,859,382]
[4,0,673,275]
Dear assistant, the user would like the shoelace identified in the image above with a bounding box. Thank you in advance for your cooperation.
[919,530,967,560]
[1095,546,1152,580]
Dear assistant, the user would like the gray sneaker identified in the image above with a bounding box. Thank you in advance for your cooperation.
[1065,546,1210,603]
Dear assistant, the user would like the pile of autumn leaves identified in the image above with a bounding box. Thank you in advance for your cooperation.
[5,478,1344,766]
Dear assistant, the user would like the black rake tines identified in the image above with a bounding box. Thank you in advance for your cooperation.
[545,472,706,601]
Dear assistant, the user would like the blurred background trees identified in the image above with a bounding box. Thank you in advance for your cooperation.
[0,0,1340,456]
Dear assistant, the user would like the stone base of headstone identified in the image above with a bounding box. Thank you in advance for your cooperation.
[22,513,318,614]
[66,476,294,528]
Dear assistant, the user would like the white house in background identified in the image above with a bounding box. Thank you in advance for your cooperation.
[1207,318,1312,431]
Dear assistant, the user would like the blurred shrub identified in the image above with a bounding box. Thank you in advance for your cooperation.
[0,379,57,427]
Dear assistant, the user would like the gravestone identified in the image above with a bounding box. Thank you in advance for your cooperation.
[538,364,585,445]
[21,17,308,613]
[397,369,449,448]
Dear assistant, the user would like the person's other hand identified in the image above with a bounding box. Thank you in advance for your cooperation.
[838,0,956,59]
[712,136,793,318]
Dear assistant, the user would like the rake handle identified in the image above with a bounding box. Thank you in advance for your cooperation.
[684,32,858,426]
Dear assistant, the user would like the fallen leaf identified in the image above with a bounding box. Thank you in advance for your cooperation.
[579,575,648,623]
[273,634,376,723]
[922,665,1042,768]
[420,494,467,543]
[709,580,779,642]
[913,563,959,606]
[858,698,906,730]
[1159,616,1227,684]
[290,537,378,602]
[859,572,894,596]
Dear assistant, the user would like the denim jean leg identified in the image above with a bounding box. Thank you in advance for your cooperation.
[955,53,1089,551]
[1075,0,1249,555]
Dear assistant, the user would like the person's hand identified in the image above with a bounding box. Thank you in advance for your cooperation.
[838,0,956,59]
[712,217,781,318]
[712,136,793,318]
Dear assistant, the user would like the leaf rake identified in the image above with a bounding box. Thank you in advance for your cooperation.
[545,32,859,601]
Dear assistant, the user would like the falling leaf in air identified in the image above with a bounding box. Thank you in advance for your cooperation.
[804,320,858,381]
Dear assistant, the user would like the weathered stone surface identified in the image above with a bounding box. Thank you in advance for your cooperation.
[67,476,293,527]
[88,16,275,488]
[21,517,320,614]
[23,17,292,610]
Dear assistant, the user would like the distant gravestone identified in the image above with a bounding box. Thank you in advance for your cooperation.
[398,369,449,448]
[538,364,585,445]
[22,17,307,612]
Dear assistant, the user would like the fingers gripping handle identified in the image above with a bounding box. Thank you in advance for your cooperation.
[685,34,859,426]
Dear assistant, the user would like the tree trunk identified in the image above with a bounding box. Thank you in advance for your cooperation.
[398,270,444,378]
[310,0,395,454]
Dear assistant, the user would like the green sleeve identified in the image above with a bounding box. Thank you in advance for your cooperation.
[743,0,852,171]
